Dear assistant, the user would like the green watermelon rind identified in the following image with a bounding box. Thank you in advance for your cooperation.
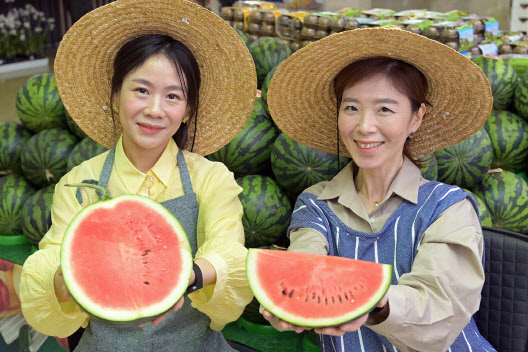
[61,194,193,323]
[246,249,392,327]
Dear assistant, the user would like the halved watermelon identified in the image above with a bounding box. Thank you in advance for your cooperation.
[61,183,193,324]
[246,249,391,327]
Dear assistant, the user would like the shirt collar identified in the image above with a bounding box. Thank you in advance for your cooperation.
[317,156,421,205]
[114,137,178,193]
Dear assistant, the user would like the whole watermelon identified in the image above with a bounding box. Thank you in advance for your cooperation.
[65,109,88,139]
[461,188,493,227]
[435,128,493,189]
[417,153,438,181]
[236,175,292,248]
[234,28,249,47]
[249,36,292,87]
[483,110,528,173]
[0,122,32,176]
[470,55,518,111]
[21,128,78,188]
[0,174,37,236]
[514,70,528,120]
[16,73,68,133]
[67,137,108,172]
[271,133,351,198]
[207,98,279,177]
[21,185,54,245]
[473,170,528,234]
[261,65,278,116]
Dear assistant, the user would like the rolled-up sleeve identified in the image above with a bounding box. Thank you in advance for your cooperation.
[19,172,90,338]
[368,199,485,352]
[191,162,253,330]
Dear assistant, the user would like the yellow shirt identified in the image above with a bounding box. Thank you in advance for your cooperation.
[19,137,253,338]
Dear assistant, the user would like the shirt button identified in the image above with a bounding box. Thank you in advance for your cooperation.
[369,218,374,224]
[147,176,153,182]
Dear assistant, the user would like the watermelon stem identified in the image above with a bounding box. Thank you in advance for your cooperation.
[65,183,112,200]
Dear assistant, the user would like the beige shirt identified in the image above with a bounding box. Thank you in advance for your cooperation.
[288,157,485,352]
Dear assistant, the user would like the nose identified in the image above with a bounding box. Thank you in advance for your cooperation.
[144,97,165,118]
[357,110,377,135]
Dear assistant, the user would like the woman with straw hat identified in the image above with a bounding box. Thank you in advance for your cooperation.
[263,27,495,351]
[19,0,256,350]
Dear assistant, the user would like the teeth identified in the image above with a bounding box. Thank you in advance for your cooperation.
[358,142,382,149]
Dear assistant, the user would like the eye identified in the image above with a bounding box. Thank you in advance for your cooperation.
[167,93,180,100]
[344,105,358,112]
[379,107,394,113]
[135,88,148,95]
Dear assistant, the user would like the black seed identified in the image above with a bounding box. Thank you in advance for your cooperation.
[282,289,287,295]
[331,296,335,304]
[289,290,294,297]
[312,293,316,299]
[325,297,328,306]
[338,296,343,304]
[317,296,321,304]
[305,296,309,303]
[344,293,349,300]
[144,282,150,285]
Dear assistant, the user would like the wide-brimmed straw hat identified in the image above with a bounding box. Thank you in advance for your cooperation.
[54,0,257,155]
[267,26,493,158]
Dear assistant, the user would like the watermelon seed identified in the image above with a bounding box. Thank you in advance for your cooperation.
[331,296,335,304]
[325,297,328,306]
[317,296,321,304]
[304,296,309,302]
[288,290,294,297]
[282,289,287,295]
[344,293,349,300]
[338,296,342,304]
[312,293,316,299]
[144,281,150,285]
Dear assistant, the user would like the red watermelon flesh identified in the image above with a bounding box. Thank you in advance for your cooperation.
[61,193,192,324]
[246,249,391,327]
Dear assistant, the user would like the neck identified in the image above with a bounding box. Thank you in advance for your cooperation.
[121,139,168,173]
[355,156,404,203]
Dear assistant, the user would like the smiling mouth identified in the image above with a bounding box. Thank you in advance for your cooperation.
[138,123,163,130]
[356,141,384,149]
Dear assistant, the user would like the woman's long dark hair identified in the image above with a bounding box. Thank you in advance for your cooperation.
[110,34,201,150]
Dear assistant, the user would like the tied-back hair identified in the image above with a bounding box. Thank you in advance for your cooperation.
[110,34,201,151]
[334,57,431,168]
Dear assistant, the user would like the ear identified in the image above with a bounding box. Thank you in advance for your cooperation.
[411,103,425,133]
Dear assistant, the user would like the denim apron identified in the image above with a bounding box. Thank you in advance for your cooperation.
[74,146,234,352]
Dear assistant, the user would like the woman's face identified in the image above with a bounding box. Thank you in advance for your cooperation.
[338,74,424,172]
[116,54,188,156]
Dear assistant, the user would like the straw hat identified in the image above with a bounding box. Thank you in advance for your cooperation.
[267,27,493,158]
[54,0,257,155]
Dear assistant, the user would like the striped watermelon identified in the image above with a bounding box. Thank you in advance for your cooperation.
[21,185,54,245]
[417,153,438,181]
[0,122,32,176]
[234,28,249,47]
[16,73,68,133]
[236,175,292,248]
[249,36,292,87]
[514,70,528,119]
[271,133,351,198]
[65,109,88,139]
[0,174,37,236]
[470,55,519,111]
[483,110,528,173]
[261,65,278,117]
[435,128,493,189]
[21,128,78,188]
[67,137,108,172]
[207,98,279,177]
[461,188,493,227]
[473,170,528,234]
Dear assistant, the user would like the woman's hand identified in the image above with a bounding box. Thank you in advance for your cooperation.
[54,267,72,302]
[139,297,185,327]
[262,294,389,336]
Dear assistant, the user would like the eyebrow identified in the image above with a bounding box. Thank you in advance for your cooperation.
[342,97,399,105]
[131,78,183,91]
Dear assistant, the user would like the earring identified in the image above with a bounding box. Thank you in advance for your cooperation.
[182,115,189,124]
[112,102,119,114]
[409,132,415,138]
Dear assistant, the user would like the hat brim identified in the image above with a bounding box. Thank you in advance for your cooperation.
[54,0,257,155]
[268,27,493,158]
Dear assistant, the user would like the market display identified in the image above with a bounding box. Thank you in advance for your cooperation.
[60,183,193,325]
[246,249,392,327]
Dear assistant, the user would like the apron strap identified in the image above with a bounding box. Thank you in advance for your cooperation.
[176,149,194,196]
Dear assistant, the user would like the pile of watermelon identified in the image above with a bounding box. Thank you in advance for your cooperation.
[0,73,107,246]
[431,55,528,234]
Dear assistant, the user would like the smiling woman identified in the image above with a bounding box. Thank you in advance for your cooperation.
[18,0,257,351]
[263,27,496,352]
